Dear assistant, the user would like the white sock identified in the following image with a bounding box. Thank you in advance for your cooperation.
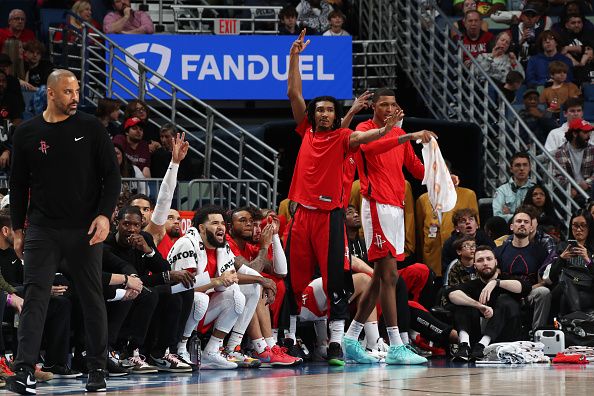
[252,337,267,354]
[345,320,364,341]
[265,337,276,347]
[329,320,345,344]
[386,326,403,346]
[177,339,188,353]
[205,336,223,354]
[400,332,410,345]
[459,331,470,345]
[286,316,297,341]
[314,320,328,347]
[479,335,491,347]
[364,321,380,349]
[226,331,243,351]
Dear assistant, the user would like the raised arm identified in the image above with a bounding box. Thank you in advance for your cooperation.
[341,91,372,129]
[287,29,310,124]
[145,133,189,244]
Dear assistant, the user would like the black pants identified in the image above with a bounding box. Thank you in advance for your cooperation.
[15,225,107,371]
[106,287,159,351]
[452,294,522,344]
[145,288,193,357]
[43,295,72,366]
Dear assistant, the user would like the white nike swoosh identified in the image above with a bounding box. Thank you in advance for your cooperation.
[11,259,18,264]
[75,136,84,141]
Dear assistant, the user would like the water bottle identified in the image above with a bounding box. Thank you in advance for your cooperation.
[188,335,201,366]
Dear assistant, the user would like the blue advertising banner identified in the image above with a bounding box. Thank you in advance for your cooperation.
[107,35,353,100]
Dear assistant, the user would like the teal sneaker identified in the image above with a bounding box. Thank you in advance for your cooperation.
[343,337,380,364]
[386,344,428,365]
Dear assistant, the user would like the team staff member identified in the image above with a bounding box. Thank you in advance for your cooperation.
[285,30,400,363]
[7,69,121,394]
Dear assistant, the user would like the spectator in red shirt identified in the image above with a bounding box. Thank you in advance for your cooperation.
[113,117,151,177]
[458,10,495,66]
[0,9,36,51]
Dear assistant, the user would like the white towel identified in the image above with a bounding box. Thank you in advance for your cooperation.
[421,137,457,223]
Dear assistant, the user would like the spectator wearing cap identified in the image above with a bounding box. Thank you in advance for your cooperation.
[113,117,151,178]
[553,117,594,199]
[544,97,591,151]
[0,9,35,51]
[518,87,557,143]
[510,4,553,69]
[526,30,574,86]
[322,10,349,36]
[453,0,506,17]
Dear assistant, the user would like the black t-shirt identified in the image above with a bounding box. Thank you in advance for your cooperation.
[448,274,531,306]
[9,111,121,229]
[0,247,23,287]
[494,241,548,285]
[348,235,368,264]
[26,60,56,88]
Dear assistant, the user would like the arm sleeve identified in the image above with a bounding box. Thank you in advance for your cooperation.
[9,127,30,230]
[103,13,117,33]
[403,141,425,180]
[359,134,402,156]
[150,162,178,226]
[140,12,154,34]
[96,124,122,219]
[238,264,262,276]
[271,235,287,275]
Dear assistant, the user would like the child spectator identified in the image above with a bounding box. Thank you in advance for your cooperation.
[23,40,55,89]
[540,60,581,118]
[278,6,300,35]
[323,10,349,36]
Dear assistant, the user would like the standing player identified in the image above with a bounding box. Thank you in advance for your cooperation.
[343,88,442,364]
[8,69,121,393]
[285,30,399,363]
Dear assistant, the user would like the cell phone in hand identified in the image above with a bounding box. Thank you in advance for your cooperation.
[568,239,578,248]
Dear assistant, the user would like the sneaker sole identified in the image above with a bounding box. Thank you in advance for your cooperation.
[44,373,81,379]
[7,382,36,395]
[107,372,129,377]
[386,359,428,365]
[234,362,261,369]
[130,369,159,374]
[85,387,107,392]
[155,367,193,373]
[200,365,237,370]
[328,358,345,366]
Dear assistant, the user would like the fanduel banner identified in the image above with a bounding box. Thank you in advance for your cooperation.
[107,35,353,100]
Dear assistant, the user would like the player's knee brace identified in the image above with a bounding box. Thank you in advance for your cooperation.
[192,292,210,321]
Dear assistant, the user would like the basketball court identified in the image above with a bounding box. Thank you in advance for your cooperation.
[14,360,594,395]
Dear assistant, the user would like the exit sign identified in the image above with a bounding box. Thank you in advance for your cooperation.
[214,19,240,35]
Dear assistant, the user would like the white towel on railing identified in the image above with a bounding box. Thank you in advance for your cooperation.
[421,137,457,223]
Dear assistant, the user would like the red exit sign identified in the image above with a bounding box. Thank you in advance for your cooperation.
[214,19,240,35]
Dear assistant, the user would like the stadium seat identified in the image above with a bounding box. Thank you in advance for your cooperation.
[38,8,68,45]
[582,83,594,102]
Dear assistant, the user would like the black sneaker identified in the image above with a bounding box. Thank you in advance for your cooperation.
[41,365,82,379]
[471,343,485,361]
[70,353,88,375]
[6,367,36,395]
[327,342,345,366]
[86,369,107,392]
[452,342,471,362]
[106,357,130,377]
[281,338,307,361]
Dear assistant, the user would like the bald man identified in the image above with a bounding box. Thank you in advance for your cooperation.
[8,70,121,394]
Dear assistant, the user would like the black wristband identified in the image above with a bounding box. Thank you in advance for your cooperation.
[123,274,128,287]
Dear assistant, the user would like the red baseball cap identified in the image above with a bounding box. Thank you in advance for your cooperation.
[568,118,594,132]
[123,117,143,130]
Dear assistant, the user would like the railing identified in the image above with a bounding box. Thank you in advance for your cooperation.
[47,16,280,209]
[171,4,282,34]
[120,177,273,210]
[351,40,399,93]
[353,0,587,224]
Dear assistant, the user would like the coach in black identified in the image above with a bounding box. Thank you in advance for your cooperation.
[7,69,121,394]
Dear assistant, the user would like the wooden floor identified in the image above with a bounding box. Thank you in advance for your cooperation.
[8,360,594,395]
